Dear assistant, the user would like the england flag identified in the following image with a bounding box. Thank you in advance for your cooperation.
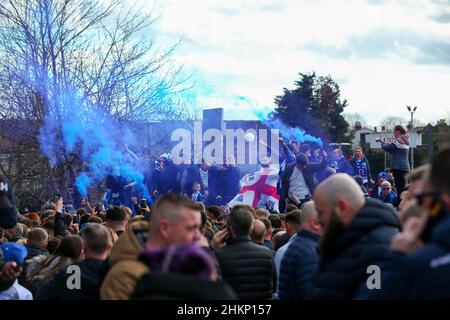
[228,166,280,212]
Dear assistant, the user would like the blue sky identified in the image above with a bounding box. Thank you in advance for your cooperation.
[143,0,450,126]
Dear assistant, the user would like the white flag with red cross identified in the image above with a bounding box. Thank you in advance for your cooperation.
[228,166,280,212]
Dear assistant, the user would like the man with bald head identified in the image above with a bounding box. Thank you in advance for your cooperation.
[279,201,322,300]
[250,219,266,245]
[309,174,400,299]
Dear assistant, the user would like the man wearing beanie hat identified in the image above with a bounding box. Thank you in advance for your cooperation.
[0,174,18,229]
[0,243,32,300]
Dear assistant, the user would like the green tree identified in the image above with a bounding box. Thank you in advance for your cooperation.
[271,72,350,143]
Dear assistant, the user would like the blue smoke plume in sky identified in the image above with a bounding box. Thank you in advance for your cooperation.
[254,109,323,147]
[38,89,150,200]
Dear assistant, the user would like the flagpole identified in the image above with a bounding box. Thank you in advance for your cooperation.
[259,139,281,157]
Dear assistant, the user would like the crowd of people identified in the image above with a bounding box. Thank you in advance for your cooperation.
[1,124,450,300]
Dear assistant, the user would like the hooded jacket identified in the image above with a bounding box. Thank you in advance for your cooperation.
[100,221,149,300]
[309,198,400,299]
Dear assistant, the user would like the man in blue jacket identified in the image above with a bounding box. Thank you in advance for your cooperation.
[279,201,322,300]
[309,174,400,299]
[332,149,354,176]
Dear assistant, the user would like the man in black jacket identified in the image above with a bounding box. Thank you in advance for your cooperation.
[36,223,112,300]
[214,205,274,300]
[281,151,328,209]
[309,174,400,299]
[216,157,240,205]
[360,148,450,299]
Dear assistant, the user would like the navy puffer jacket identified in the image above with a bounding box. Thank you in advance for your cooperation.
[309,198,400,299]
[362,210,450,300]
[279,230,320,300]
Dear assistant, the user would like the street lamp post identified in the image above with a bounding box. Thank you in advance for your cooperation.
[407,106,418,170]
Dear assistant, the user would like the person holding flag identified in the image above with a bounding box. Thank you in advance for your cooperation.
[228,155,280,212]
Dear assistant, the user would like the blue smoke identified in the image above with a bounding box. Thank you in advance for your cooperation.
[38,88,150,200]
[254,109,323,147]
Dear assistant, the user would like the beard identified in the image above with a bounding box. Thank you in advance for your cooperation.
[319,210,347,252]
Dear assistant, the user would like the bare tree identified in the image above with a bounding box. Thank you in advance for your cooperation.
[343,112,368,130]
[0,0,191,207]
[380,116,408,132]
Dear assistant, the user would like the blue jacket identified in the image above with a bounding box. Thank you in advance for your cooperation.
[308,198,400,299]
[279,230,320,300]
[379,191,398,206]
[334,156,355,176]
[362,210,450,299]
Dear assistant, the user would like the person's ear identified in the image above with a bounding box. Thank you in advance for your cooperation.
[159,220,170,239]
[310,218,322,234]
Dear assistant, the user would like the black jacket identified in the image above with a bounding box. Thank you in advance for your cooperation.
[214,236,274,300]
[131,272,237,300]
[309,198,400,299]
[25,243,49,260]
[154,163,181,195]
[35,258,105,300]
[217,166,240,203]
[281,157,328,202]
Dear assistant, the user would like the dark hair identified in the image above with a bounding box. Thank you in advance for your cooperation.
[54,235,83,258]
[430,148,450,193]
[87,216,103,224]
[206,205,222,219]
[295,153,308,166]
[105,206,127,222]
[353,175,364,186]
[228,205,254,237]
[285,203,298,213]
[192,181,201,186]
[394,125,406,134]
[77,208,88,216]
[80,224,111,255]
[285,211,301,226]
[268,214,281,229]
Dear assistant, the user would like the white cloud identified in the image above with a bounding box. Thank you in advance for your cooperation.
[143,0,450,126]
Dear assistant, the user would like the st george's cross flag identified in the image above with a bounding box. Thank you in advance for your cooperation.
[228,166,280,212]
